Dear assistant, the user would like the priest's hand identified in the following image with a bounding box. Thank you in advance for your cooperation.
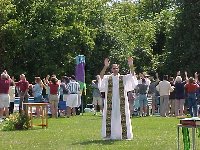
[128,57,135,75]
[104,58,110,68]
[100,58,109,79]
[128,57,133,66]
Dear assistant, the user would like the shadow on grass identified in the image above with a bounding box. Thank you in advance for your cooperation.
[73,139,120,146]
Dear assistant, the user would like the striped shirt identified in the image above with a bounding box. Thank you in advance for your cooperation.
[66,80,80,94]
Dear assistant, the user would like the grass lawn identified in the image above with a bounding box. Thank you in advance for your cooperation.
[0,113,192,150]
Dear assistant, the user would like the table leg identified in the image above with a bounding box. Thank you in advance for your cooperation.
[25,104,30,128]
[30,106,33,129]
[46,105,48,128]
[192,127,195,150]
[177,126,180,150]
[42,106,44,128]
[25,105,28,116]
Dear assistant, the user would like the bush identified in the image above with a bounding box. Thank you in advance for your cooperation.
[1,113,30,131]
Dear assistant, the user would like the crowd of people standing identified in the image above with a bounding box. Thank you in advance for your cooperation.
[90,57,200,140]
[0,70,81,121]
[92,70,200,118]
[1,68,200,123]
[150,71,200,118]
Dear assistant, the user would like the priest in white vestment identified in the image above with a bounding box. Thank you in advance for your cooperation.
[98,57,138,140]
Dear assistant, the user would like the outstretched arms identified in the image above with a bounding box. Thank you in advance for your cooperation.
[100,57,135,78]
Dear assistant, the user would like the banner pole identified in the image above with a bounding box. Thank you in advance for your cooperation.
[75,55,86,116]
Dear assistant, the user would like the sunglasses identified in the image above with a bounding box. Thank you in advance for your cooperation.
[113,68,119,69]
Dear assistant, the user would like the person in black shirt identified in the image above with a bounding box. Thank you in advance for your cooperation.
[169,77,175,116]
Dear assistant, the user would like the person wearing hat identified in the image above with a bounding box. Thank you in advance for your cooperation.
[0,72,12,120]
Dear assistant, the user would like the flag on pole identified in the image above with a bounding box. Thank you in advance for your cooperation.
[75,55,86,94]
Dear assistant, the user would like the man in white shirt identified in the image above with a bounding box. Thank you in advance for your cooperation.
[66,75,80,117]
[156,75,173,117]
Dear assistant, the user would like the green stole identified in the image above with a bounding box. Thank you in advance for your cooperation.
[106,75,127,139]
[182,127,190,150]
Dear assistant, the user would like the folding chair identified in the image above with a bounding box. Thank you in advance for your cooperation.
[58,101,67,117]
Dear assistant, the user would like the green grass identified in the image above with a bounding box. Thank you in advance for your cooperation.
[0,113,192,150]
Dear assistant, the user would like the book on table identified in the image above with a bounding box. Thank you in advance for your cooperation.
[180,117,200,126]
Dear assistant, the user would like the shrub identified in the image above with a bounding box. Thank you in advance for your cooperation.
[1,113,30,131]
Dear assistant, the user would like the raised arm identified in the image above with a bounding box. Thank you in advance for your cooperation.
[194,72,199,83]
[155,72,159,82]
[184,71,188,82]
[177,71,181,76]
[100,58,110,79]
[128,57,135,75]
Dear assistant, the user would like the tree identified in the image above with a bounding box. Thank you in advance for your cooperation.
[164,0,200,75]
[0,0,17,71]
